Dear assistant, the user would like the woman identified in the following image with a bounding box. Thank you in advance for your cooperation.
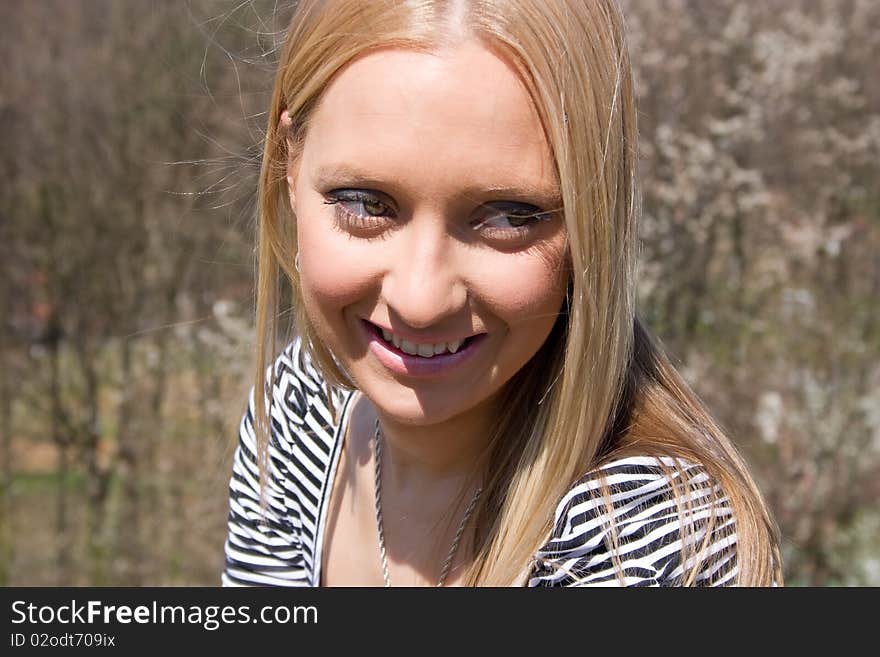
[222,0,783,587]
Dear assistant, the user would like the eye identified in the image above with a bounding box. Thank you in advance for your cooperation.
[323,189,396,232]
[324,189,393,217]
[472,202,555,241]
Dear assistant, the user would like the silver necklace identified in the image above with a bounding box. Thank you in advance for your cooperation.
[372,418,482,587]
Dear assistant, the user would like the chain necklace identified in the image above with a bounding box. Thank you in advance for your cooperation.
[372,418,482,587]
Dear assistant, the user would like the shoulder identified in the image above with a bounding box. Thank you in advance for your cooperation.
[263,336,351,440]
[267,336,334,417]
[529,455,738,587]
[234,336,350,495]
[222,336,353,586]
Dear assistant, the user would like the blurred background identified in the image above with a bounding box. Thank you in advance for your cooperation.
[0,0,877,586]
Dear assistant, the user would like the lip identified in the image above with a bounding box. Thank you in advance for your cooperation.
[360,319,488,378]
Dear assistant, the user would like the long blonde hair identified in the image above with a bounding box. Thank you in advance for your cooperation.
[252,0,782,586]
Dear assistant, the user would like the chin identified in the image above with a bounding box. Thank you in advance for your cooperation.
[358,376,488,427]
[368,386,456,425]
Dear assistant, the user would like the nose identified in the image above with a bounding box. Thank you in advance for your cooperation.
[381,220,468,331]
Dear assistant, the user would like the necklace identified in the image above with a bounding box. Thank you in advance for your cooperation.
[372,418,482,587]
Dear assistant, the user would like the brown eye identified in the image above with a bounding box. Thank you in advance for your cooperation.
[323,189,397,237]
[324,189,395,218]
[504,213,534,228]
[472,202,552,239]
[363,198,387,216]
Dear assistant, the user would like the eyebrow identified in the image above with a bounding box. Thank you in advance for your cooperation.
[312,164,562,207]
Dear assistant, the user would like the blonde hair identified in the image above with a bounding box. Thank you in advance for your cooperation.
[253,0,782,586]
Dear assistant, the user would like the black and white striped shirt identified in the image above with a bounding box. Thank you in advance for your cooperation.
[222,337,739,587]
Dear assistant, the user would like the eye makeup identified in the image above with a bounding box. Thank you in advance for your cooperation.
[322,188,558,244]
[323,190,394,232]
[470,202,557,241]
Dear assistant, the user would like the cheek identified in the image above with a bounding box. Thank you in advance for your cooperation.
[295,214,375,316]
[470,249,568,328]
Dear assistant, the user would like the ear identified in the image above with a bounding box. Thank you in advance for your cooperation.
[279,107,294,134]
[279,109,299,209]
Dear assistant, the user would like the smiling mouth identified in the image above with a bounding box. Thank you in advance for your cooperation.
[363,320,482,358]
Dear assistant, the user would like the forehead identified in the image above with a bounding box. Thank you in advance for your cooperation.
[297,42,559,202]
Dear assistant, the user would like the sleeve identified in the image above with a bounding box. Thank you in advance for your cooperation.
[221,340,311,586]
[528,456,739,587]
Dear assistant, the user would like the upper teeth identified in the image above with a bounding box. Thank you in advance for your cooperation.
[381,328,465,357]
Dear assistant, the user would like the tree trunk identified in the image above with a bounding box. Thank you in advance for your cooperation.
[116,337,142,584]
[49,338,74,585]
[0,342,14,586]
[76,341,112,586]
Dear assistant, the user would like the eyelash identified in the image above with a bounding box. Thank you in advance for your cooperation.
[323,191,391,233]
[473,207,555,241]
[322,190,554,242]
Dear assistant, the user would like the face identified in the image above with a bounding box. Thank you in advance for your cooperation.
[287,41,569,427]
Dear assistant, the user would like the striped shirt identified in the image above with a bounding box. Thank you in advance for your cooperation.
[222,337,739,587]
